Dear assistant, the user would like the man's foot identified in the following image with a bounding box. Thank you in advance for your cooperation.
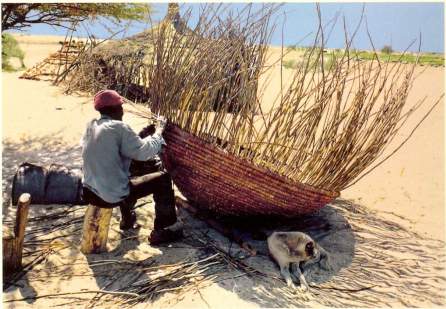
[120,211,139,230]
[149,228,183,246]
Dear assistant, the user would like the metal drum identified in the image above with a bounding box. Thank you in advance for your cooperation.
[44,164,83,204]
[11,162,83,205]
[11,162,47,205]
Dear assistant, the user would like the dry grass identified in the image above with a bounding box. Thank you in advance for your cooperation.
[3,200,445,307]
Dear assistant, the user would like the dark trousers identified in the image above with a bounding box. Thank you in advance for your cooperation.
[82,169,177,230]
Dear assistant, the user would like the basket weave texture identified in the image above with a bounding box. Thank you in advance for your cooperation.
[161,124,340,217]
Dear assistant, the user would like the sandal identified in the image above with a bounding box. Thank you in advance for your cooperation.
[149,228,183,246]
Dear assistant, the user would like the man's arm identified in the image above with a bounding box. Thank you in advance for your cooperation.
[138,124,156,138]
[120,123,166,161]
[80,120,94,148]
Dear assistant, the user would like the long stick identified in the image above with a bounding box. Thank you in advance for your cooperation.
[3,290,139,303]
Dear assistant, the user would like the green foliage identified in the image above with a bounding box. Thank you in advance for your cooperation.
[2,33,25,71]
[2,3,152,31]
[282,47,444,70]
[381,45,393,54]
[287,45,308,52]
[282,51,338,72]
[323,53,336,71]
[287,45,314,53]
[43,4,151,22]
[352,50,444,66]
[286,45,297,52]
[282,59,298,69]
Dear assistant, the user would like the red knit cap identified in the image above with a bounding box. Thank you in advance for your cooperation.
[93,90,123,111]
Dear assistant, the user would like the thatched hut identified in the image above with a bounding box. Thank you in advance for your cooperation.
[60,4,189,101]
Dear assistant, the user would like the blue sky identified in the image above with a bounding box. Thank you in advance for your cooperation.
[9,2,445,53]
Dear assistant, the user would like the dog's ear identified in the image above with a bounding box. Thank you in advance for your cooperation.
[276,233,291,254]
[276,232,288,240]
[281,242,291,255]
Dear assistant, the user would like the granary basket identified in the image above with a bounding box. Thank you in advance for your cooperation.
[161,123,340,218]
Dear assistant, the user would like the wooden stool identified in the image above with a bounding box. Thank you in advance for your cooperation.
[80,205,113,254]
[3,193,31,276]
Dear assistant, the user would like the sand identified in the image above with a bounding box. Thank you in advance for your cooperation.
[2,34,445,307]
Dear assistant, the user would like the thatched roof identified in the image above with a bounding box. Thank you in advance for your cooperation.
[92,3,192,59]
[60,4,198,101]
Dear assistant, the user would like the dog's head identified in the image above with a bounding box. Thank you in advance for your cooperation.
[304,240,318,260]
[277,232,319,262]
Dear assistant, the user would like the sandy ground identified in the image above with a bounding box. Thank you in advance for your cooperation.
[2,35,445,307]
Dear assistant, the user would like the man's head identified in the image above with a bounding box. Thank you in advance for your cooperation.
[94,90,124,120]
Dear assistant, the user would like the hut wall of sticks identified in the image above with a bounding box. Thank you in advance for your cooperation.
[59,4,442,217]
[20,40,86,81]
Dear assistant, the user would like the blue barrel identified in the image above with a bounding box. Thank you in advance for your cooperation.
[11,162,83,205]
[44,164,83,204]
[11,162,47,205]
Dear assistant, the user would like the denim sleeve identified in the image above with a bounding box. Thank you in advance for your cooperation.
[120,124,166,161]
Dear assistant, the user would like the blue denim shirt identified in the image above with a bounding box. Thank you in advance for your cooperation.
[81,115,165,203]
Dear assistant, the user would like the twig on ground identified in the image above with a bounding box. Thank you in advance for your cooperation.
[3,290,139,303]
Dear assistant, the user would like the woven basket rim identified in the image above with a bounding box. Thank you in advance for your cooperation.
[165,123,340,199]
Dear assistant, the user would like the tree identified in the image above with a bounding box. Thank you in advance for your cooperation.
[2,33,25,71]
[1,3,152,32]
[381,45,393,54]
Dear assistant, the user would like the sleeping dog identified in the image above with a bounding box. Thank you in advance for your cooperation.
[267,231,331,291]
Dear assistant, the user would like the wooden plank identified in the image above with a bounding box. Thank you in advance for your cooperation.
[3,193,31,276]
[80,205,113,254]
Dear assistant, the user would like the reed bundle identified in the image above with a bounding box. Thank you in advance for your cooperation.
[141,4,440,192]
[62,4,441,194]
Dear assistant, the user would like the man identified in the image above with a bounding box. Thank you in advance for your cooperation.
[81,89,182,245]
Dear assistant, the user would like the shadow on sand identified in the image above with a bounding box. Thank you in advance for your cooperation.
[2,134,83,212]
[174,200,356,307]
[198,198,446,307]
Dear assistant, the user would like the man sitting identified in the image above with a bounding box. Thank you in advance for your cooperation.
[80,89,182,245]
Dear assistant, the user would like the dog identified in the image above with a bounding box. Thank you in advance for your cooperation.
[267,231,331,291]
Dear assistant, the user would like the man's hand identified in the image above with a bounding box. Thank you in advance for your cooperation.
[155,116,167,135]
[157,116,167,130]
[138,124,156,138]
